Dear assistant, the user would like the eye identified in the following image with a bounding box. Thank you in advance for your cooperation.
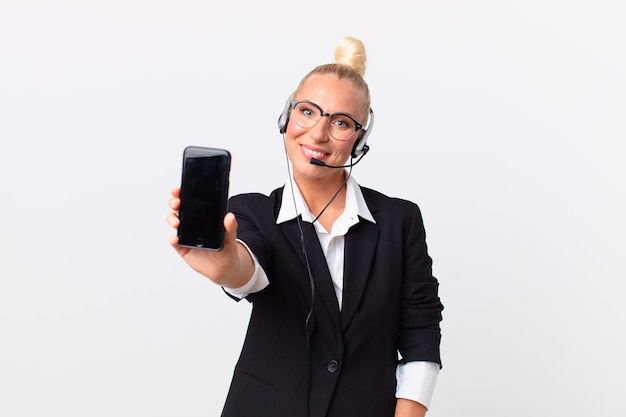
[295,103,318,119]
[330,115,355,130]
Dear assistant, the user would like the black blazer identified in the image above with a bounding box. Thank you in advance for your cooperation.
[221,186,443,417]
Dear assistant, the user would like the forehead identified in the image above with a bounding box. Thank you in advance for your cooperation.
[295,74,365,118]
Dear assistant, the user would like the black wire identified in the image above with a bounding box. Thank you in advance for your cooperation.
[281,134,354,417]
[305,167,351,230]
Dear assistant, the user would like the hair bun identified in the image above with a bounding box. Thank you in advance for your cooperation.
[334,36,367,77]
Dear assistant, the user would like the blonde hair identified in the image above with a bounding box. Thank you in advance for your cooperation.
[296,36,371,117]
[334,36,367,77]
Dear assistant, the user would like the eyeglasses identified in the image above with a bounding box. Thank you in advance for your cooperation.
[289,100,364,141]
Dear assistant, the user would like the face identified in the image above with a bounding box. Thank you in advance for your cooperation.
[284,74,367,183]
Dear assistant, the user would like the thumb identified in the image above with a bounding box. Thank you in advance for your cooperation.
[223,212,238,245]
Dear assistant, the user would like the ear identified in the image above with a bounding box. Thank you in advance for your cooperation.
[277,92,295,134]
[351,109,374,157]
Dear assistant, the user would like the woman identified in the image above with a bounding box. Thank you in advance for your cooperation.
[167,37,443,417]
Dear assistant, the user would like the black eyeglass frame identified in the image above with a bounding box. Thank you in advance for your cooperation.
[289,100,364,140]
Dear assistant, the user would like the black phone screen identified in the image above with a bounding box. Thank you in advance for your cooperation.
[177,146,231,250]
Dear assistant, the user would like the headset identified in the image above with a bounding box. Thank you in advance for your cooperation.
[277,92,374,158]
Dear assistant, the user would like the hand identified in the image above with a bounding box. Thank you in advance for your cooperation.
[167,187,254,288]
[394,398,427,417]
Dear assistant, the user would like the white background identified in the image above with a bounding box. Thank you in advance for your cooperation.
[1,1,625,416]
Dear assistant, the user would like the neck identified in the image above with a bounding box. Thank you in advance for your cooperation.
[294,170,348,223]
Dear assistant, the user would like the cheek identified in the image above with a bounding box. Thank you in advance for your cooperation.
[338,139,356,156]
[285,119,306,138]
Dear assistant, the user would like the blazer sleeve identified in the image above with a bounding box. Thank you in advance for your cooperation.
[397,202,443,367]
[225,192,276,303]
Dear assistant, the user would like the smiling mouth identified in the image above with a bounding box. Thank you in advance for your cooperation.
[301,145,329,159]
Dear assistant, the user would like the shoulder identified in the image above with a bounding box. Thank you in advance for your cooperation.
[360,186,429,240]
[229,187,283,218]
[361,186,421,215]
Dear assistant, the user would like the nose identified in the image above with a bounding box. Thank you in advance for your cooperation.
[308,115,330,143]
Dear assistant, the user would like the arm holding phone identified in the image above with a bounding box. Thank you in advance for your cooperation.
[167,186,255,289]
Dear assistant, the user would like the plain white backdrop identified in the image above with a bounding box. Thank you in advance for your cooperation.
[1,1,624,416]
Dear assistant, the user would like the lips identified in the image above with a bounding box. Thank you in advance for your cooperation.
[300,144,330,160]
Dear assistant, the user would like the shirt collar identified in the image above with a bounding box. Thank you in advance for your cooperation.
[277,172,376,225]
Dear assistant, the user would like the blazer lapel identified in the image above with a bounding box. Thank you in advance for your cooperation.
[278,216,342,331]
[341,216,380,332]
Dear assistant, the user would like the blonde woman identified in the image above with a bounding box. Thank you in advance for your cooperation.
[168,36,443,417]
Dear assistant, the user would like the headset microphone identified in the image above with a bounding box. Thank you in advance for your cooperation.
[309,145,369,168]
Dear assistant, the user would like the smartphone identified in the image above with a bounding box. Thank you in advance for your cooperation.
[177,146,231,250]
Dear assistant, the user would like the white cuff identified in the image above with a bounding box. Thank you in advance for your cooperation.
[223,240,270,299]
[395,361,440,410]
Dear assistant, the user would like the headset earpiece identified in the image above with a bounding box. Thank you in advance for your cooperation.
[277,92,296,134]
[351,109,374,158]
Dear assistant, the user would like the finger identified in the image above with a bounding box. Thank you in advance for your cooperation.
[169,235,191,257]
[166,211,180,228]
[170,187,181,198]
[169,196,181,211]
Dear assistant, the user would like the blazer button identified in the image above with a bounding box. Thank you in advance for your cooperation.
[327,360,339,373]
